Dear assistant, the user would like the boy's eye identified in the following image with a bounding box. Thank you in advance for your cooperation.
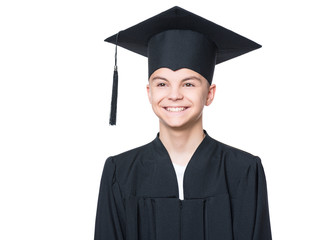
[184,82,194,87]
[157,82,166,87]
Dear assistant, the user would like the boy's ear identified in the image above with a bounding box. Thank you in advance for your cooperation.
[146,84,151,103]
[205,84,216,106]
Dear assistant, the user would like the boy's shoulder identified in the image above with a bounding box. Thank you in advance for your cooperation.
[107,139,154,167]
[210,135,262,169]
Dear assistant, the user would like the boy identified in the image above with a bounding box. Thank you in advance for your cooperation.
[95,6,272,240]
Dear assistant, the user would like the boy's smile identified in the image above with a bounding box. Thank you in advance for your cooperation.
[164,107,188,112]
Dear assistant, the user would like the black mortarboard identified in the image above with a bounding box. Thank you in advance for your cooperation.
[105,6,261,125]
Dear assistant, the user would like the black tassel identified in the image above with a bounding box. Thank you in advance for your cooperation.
[109,32,120,125]
[109,67,118,125]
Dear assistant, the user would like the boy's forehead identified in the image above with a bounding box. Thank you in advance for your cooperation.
[149,68,210,87]
[150,68,205,79]
[150,67,204,79]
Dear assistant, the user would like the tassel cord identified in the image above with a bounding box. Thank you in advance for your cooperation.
[109,32,120,125]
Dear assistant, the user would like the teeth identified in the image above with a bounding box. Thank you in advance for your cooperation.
[166,107,186,112]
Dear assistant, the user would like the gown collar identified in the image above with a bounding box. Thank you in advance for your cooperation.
[153,129,211,156]
[151,129,216,199]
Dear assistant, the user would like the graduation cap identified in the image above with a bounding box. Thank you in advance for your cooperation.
[105,6,261,125]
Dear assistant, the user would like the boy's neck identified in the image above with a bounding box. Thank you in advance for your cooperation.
[159,122,205,165]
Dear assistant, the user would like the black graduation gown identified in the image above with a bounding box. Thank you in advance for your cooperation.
[94,131,272,240]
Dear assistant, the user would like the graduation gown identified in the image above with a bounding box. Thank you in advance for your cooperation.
[94,131,272,240]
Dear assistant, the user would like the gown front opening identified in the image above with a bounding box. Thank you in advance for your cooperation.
[172,162,187,200]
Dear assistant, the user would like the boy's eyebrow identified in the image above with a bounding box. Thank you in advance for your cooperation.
[181,76,202,82]
[150,76,168,81]
[151,76,202,82]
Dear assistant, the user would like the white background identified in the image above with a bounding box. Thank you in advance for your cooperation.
[0,0,310,239]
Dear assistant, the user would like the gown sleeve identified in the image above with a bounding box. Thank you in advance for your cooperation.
[233,156,272,240]
[94,157,125,240]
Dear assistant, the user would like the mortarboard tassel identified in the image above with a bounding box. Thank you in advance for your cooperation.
[109,32,120,125]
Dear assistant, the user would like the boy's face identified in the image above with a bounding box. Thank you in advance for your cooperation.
[147,68,215,130]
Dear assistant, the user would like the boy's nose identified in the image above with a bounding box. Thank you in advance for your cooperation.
[168,87,183,101]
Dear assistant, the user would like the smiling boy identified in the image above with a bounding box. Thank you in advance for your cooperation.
[95,6,272,240]
[147,68,215,166]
